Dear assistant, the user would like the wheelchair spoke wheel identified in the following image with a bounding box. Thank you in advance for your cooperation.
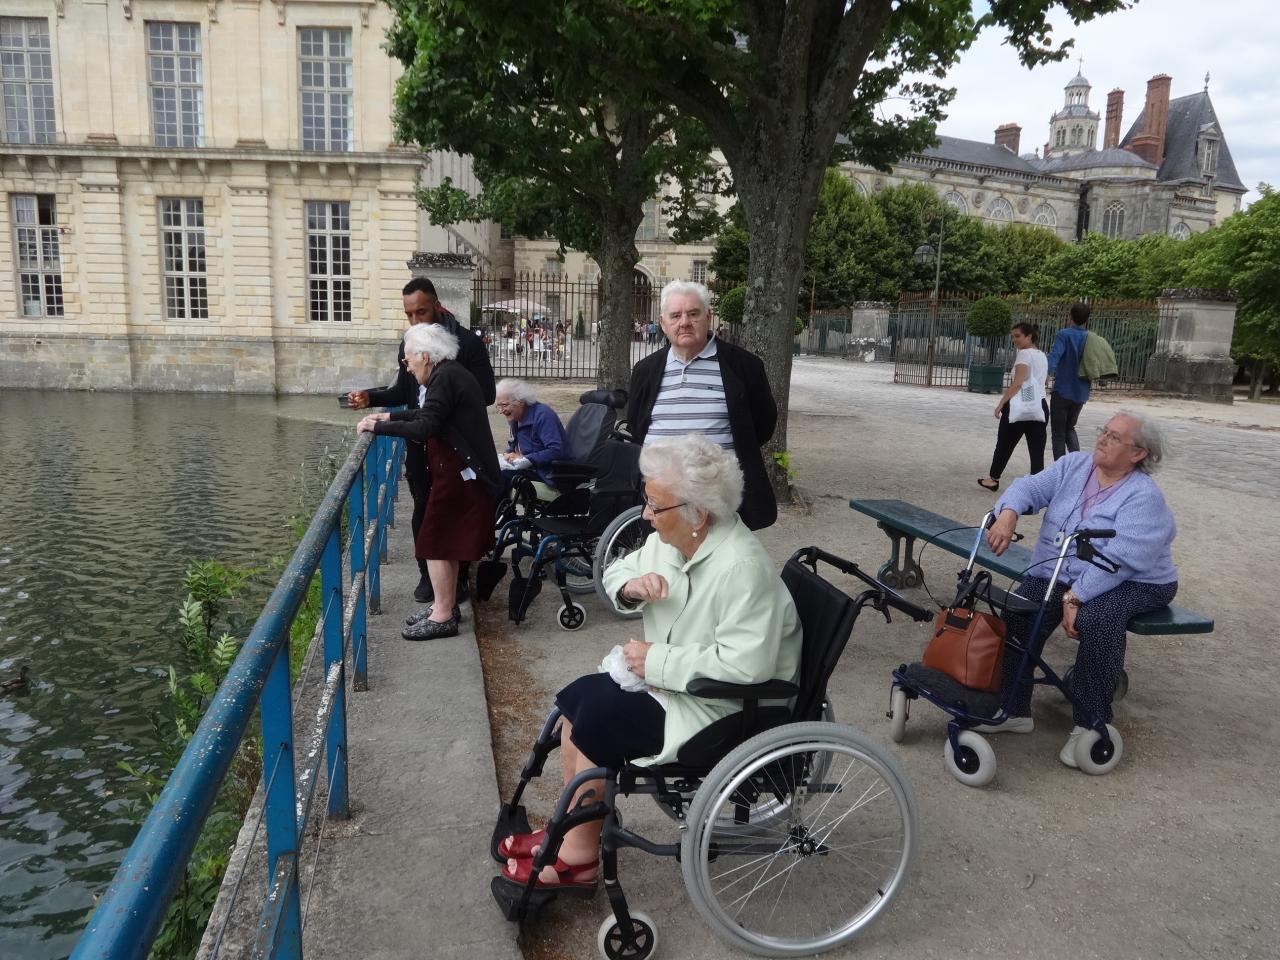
[562,538,598,595]
[681,722,917,957]
[592,506,651,618]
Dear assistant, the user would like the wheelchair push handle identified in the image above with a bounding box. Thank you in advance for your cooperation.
[792,547,933,623]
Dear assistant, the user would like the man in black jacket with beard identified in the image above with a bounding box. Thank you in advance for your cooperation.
[347,277,496,601]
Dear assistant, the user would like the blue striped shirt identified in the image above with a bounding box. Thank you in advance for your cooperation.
[644,339,734,450]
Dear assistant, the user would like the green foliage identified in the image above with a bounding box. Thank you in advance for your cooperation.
[966,296,1013,338]
[716,286,746,327]
[1203,187,1280,377]
[978,222,1067,293]
[709,204,749,288]
[802,171,901,306]
[772,451,796,482]
[1020,233,1202,300]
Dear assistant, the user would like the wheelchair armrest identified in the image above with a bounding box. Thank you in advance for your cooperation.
[685,678,800,701]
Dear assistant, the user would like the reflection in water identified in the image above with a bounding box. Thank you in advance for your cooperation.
[0,390,351,959]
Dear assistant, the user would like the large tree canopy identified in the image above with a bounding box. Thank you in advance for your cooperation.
[385,1,722,388]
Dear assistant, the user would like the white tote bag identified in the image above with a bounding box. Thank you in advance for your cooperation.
[1008,378,1046,423]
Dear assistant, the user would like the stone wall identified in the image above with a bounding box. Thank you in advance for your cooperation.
[1147,291,1236,403]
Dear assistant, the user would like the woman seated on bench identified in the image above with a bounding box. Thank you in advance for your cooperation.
[984,412,1178,768]
[499,434,802,889]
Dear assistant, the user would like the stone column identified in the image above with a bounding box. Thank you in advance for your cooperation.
[78,157,134,388]
[1147,289,1236,403]
[226,165,276,391]
[407,252,475,326]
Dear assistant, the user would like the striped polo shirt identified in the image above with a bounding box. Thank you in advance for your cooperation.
[645,338,734,450]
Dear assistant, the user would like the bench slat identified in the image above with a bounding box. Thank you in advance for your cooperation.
[849,498,1213,636]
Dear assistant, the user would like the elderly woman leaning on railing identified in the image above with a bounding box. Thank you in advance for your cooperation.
[357,323,500,641]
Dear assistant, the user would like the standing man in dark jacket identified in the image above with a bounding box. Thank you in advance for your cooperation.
[627,280,778,530]
[1045,302,1092,460]
[347,277,496,601]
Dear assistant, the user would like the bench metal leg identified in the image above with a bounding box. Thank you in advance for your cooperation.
[874,523,923,589]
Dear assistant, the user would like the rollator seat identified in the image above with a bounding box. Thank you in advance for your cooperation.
[900,662,1002,718]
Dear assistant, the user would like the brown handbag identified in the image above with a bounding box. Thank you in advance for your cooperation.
[922,575,1006,692]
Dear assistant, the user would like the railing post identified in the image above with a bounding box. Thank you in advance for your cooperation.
[321,526,350,819]
[348,463,369,692]
[260,646,302,959]
[366,441,383,617]
[378,436,391,564]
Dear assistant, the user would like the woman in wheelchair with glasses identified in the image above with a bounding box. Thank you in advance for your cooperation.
[984,411,1178,767]
[500,433,802,889]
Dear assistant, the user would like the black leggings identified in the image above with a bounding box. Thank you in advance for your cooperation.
[988,401,1048,480]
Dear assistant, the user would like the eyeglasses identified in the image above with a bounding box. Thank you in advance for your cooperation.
[642,489,688,516]
[495,401,515,410]
[1096,427,1141,448]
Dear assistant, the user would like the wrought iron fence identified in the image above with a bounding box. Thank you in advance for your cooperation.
[798,303,895,361]
[890,293,1158,390]
[471,271,669,380]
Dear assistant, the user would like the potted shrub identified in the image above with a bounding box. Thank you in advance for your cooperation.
[966,296,1012,394]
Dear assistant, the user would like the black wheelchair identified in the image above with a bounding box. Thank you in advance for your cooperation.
[490,547,932,958]
[478,389,642,629]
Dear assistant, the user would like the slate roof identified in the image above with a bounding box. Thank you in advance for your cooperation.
[1052,104,1099,119]
[1120,91,1246,191]
[912,135,1042,173]
[1032,148,1157,174]
[1067,72,1091,88]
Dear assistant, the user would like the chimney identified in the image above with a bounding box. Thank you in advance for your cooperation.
[994,122,1021,155]
[1127,74,1172,165]
[1104,88,1124,149]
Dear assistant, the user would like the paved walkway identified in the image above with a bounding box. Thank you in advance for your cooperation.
[299,526,520,960]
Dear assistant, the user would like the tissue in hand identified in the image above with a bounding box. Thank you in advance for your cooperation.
[599,644,647,692]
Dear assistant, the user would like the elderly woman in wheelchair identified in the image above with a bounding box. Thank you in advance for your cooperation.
[492,434,925,958]
[499,433,802,886]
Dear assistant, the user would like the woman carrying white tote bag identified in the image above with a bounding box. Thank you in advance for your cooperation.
[978,323,1049,492]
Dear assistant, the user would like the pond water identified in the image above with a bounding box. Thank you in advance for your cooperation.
[0,390,353,959]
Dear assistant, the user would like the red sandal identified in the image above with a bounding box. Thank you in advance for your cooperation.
[497,829,547,859]
[501,855,598,891]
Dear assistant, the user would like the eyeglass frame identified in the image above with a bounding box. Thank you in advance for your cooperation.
[641,487,688,516]
[1095,426,1142,449]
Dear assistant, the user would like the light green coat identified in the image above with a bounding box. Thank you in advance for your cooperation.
[602,515,802,766]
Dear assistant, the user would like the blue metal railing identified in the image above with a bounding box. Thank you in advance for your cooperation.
[71,430,405,960]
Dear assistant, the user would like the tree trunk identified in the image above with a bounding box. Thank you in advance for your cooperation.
[1249,359,1266,401]
[734,165,827,501]
[592,212,643,391]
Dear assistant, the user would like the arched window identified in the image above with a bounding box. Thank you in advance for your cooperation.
[636,199,660,242]
[1032,203,1057,227]
[848,177,868,197]
[1055,128,1065,147]
[1101,201,1125,239]
[1171,221,1191,240]
[1070,125,1083,146]
[988,197,1013,222]
[1087,127,1096,148]
[943,191,967,214]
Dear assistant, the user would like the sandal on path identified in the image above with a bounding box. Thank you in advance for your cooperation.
[497,829,547,859]
[977,478,999,492]
[501,855,597,891]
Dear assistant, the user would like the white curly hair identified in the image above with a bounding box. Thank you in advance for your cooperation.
[639,434,743,526]
[403,322,459,364]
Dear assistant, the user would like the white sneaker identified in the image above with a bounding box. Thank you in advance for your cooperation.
[1059,726,1088,768]
[972,716,1034,734]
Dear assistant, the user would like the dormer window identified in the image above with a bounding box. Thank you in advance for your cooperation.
[1199,137,1219,177]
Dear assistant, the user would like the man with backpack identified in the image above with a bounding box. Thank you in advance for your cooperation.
[1046,303,1092,459]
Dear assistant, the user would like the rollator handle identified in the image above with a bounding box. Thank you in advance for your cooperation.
[1075,528,1116,540]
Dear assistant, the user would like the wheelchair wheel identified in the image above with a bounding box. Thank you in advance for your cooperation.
[681,721,918,957]
[592,506,651,619]
[562,539,598,596]
[888,687,909,743]
[596,910,658,960]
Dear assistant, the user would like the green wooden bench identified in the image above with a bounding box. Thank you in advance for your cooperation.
[849,498,1213,636]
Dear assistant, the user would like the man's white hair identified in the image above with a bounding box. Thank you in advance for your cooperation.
[495,378,538,405]
[639,434,743,526]
[660,279,711,316]
[403,322,459,364]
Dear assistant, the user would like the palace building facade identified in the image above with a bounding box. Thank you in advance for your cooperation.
[0,0,495,392]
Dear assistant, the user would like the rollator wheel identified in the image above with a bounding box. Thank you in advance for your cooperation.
[557,602,586,631]
[1073,724,1124,776]
[889,687,909,743]
[681,721,918,957]
[943,730,997,788]
[596,910,658,960]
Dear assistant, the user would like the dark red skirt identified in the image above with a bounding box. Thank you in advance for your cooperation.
[416,438,495,561]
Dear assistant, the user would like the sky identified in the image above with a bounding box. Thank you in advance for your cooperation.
[925,0,1278,205]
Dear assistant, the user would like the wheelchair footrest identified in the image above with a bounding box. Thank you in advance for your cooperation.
[508,574,542,622]
[475,559,508,602]
[490,874,596,922]
[491,804,533,864]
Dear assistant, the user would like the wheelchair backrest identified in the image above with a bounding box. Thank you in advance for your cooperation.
[781,556,860,722]
[563,389,627,462]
